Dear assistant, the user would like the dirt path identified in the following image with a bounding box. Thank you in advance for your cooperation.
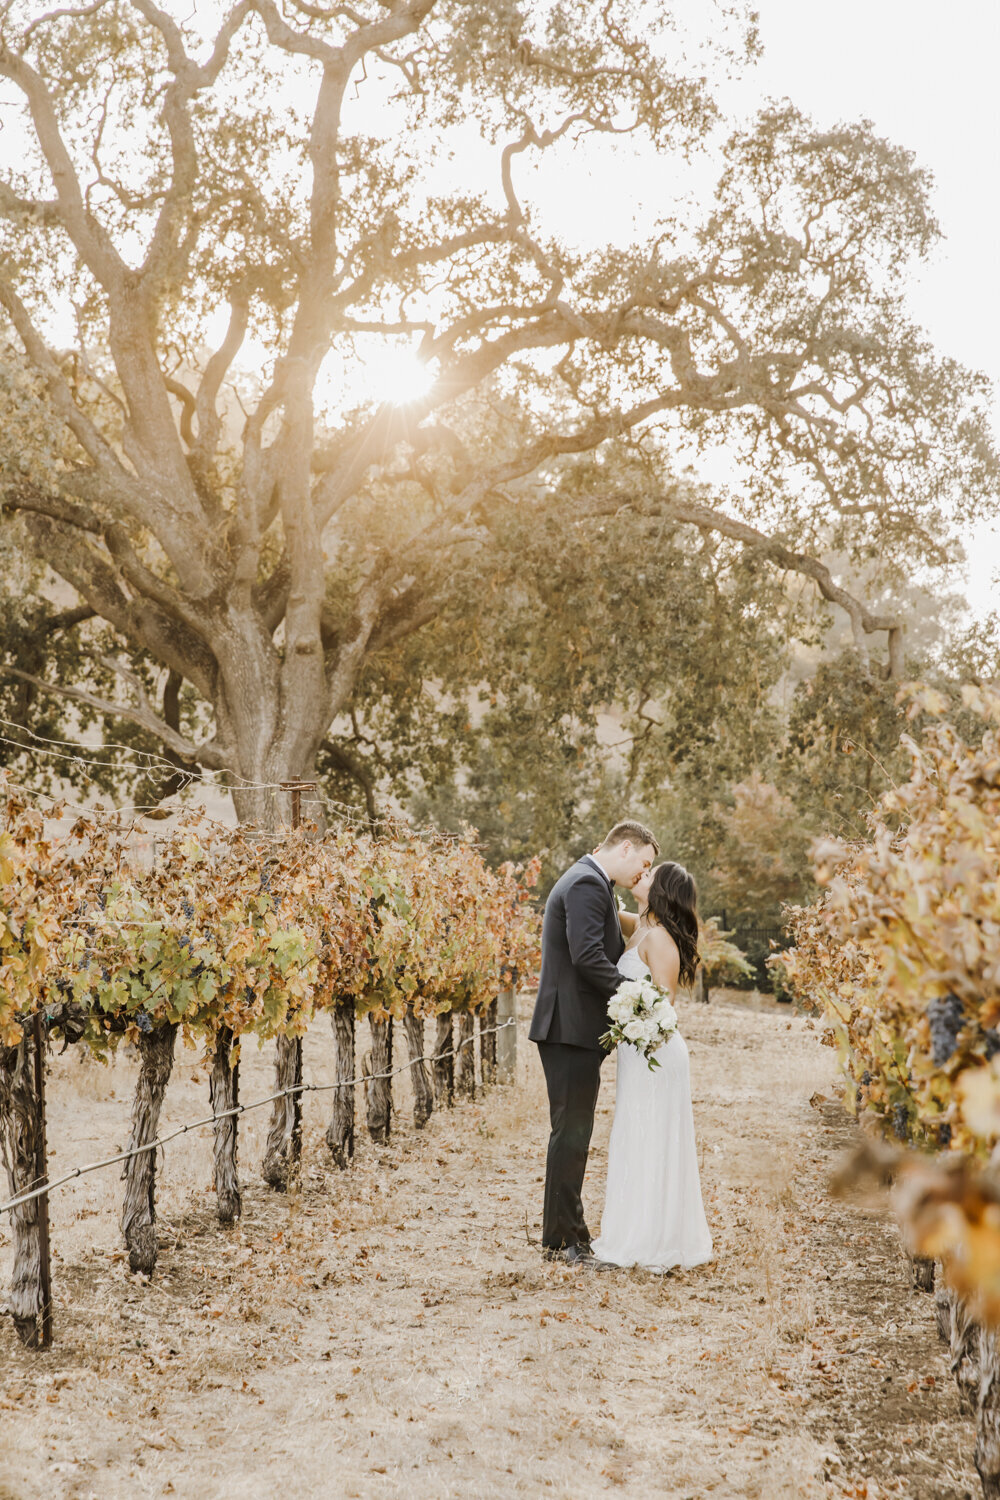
[1,993,977,1499]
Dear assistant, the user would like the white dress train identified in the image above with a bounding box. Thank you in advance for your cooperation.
[592,945,714,1271]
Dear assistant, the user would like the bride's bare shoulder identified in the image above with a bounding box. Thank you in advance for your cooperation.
[642,923,678,955]
[640,924,680,987]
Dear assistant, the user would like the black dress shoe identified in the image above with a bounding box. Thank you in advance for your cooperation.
[568,1244,618,1271]
[542,1243,587,1264]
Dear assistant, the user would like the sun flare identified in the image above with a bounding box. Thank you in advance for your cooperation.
[314,345,436,415]
[371,349,436,407]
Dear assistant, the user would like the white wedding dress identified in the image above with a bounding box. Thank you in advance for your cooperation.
[592,944,714,1271]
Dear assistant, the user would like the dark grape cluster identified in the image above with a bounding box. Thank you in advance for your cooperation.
[860,1069,872,1087]
[891,1104,909,1140]
[938,1121,953,1148]
[926,993,965,1065]
[135,1010,153,1034]
[181,900,194,921]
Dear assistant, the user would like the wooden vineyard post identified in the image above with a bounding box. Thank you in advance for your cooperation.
[30,1014,52,1348]
[262,782,314,1190]
[433,1011,454,1106]
[455,1011,476,1099]
[908,1252,936,1293]
[210,1027,241,1224]
[121,1023,178,1274]
[365,1014,392,1144]
[326,997,356,1167]
[496,987,517,1084]
[977,1328,1000,1499]
[481,999,498,1085]
[290,1032,304,1168]
[262,1035,302,1190]
[0,1021,54,1348]
[402,1003,434,1128]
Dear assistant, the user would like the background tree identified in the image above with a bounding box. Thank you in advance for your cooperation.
[0,0,994,831]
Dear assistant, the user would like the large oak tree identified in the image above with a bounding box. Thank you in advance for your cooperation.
[0,0,995,828]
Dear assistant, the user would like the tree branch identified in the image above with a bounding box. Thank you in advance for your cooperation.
[0,276,130,478]
[320,734,378,825]
[193,288,249,465]
[2,664,233,769]
[599,487,904,672]
[128,0,255,290]
[0,46,125,290]
[14,512,220,702]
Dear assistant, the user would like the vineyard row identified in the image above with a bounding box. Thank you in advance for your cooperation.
[0,786,541,1350]
[782,684,1000,1499]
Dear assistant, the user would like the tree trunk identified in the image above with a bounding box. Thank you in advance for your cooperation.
[908,1252,936,1292]
[365,1014,392,1144]
[978,1329,1000,1498]
[455,1010,476,1100]
[0,1030,50,1347]
[210,1027,241,1224]
[326,997,356,1168]
[950,1292,981,1418]
[433,1011,454,1105]
[481,999,498,1085]
[262,1034,303,1191]
[121,1023,177,1275]
[934,1280,953,1343]
[230,758,323,1185]
[402,1005,433,1129]
[496,987,517,1083]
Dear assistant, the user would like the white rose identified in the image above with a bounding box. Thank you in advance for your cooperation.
[623,1018,646,1042]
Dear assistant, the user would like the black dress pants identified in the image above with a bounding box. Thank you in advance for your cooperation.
[537,1041,603,1250]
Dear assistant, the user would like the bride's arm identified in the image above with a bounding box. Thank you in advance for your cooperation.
[639,927,680,998]
[618,910,638,938]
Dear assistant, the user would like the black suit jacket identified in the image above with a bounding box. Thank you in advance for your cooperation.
[529,858,625,1052]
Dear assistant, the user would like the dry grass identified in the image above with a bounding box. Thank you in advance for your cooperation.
[0,995,977,1499]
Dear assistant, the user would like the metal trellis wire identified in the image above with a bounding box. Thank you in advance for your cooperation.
[0,1017,516,1218]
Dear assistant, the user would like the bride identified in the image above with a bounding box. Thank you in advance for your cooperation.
[592,861,714,1271]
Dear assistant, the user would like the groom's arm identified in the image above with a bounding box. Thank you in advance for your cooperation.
[565,879,623,1000]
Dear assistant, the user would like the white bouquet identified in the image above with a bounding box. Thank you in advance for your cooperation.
[600,977,678,1070]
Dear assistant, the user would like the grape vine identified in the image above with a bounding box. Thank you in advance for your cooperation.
[781,685,1000,1497]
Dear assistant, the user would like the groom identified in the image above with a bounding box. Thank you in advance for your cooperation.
[530,820,659,1265]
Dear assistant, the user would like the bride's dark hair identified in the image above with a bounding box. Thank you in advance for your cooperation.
[646,862,699,986]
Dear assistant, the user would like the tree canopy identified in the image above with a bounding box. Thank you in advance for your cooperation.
[0,0,995,828]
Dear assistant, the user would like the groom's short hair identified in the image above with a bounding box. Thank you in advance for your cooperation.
[601,820,659,854]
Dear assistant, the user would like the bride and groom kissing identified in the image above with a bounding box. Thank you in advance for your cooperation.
[530,820,713,1272]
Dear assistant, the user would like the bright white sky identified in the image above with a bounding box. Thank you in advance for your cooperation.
[733,0,1000,614]
[503,0,999,615]
[354,0,1000,615]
